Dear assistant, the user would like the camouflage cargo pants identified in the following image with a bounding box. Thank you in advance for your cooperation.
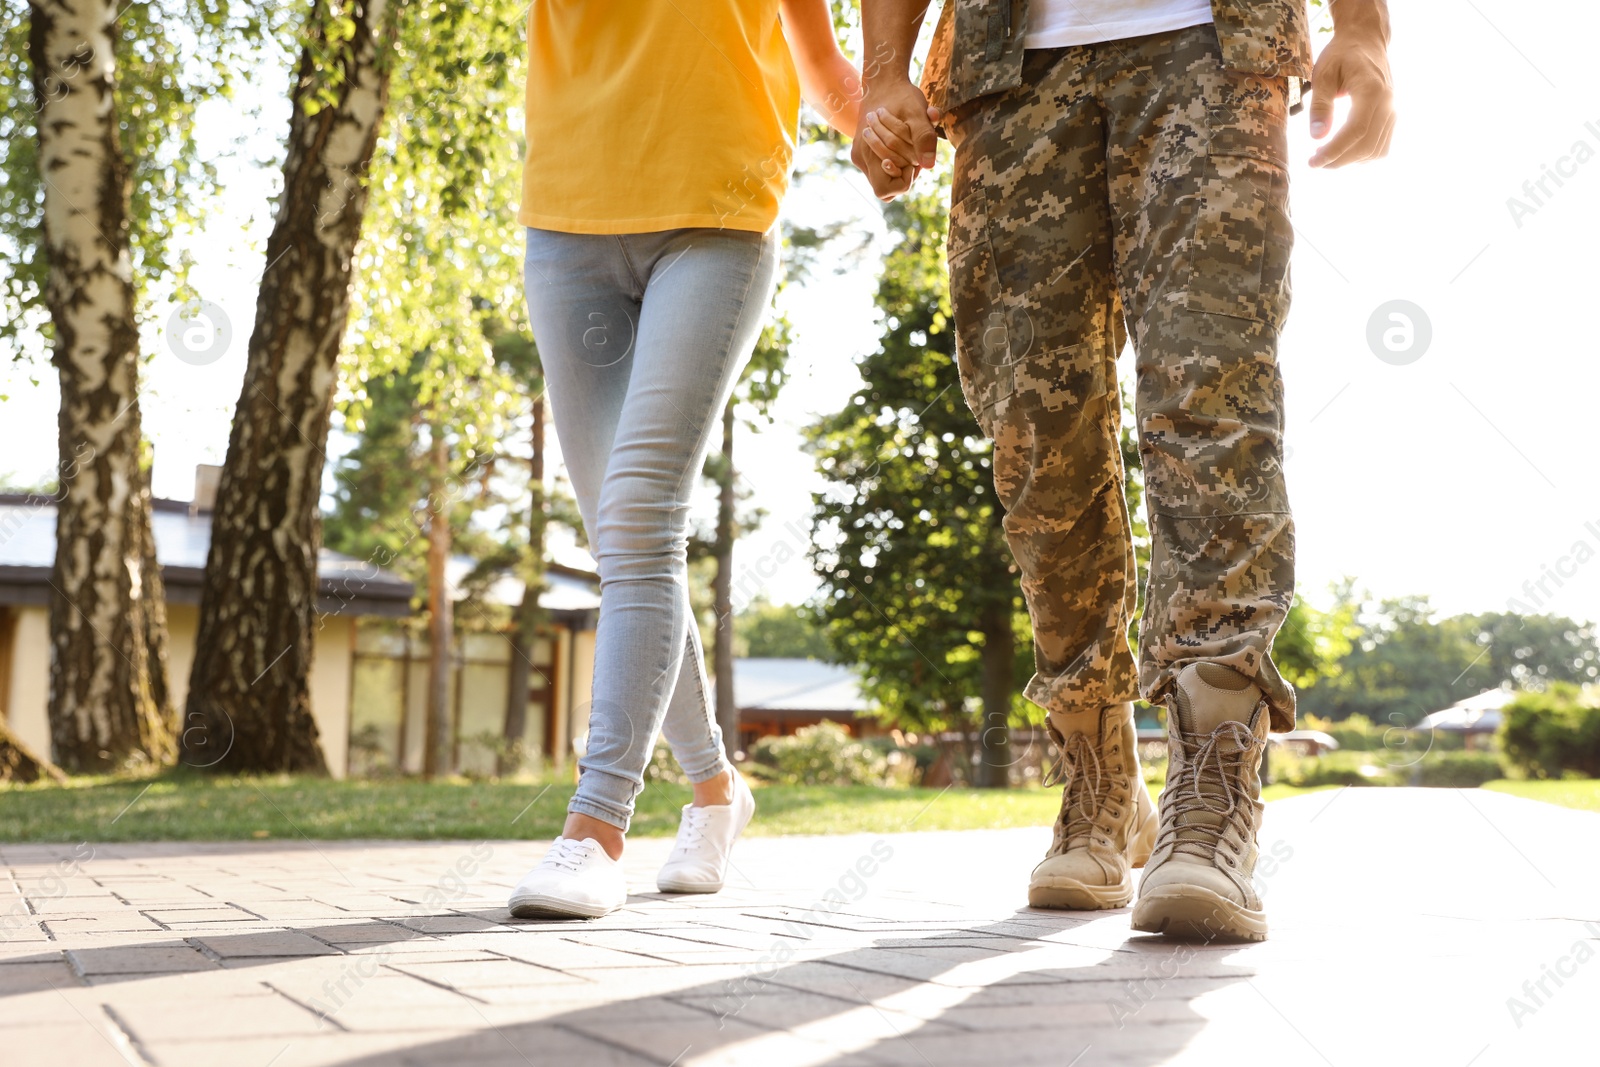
[944,24,1297,731]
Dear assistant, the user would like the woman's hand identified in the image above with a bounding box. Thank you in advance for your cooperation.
[859,103,941,180]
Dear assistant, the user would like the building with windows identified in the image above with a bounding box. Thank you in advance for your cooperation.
[0,483,597,777]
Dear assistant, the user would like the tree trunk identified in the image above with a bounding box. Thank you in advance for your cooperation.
[712,400,739,760]
[29,0,174,772]
[500,393,547,775]
[973,595,1014,789]
[423,426,454,779]
[0,720,68,785]
[184,0,397,774]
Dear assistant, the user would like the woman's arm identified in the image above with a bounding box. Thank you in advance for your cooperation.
[779,0,863,138]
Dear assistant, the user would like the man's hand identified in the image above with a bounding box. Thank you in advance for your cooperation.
[860,103,942,171]
[1308,0,1395,168]
[851,78,939,199]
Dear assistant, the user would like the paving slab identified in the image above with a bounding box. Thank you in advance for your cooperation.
[2,789,1597,1066]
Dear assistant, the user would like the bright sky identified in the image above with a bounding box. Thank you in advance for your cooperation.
[3,1,1596,626]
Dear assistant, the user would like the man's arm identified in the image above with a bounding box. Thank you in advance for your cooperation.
[851,0,937,199]
[1307,0,1395,168]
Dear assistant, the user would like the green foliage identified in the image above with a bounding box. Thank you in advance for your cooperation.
[1295,583,1600,725]
[328,2,541,612]
[1271,746,1505,789]
[1413,752,1506,788]
[1499,685,1600,780]
[736,598,834,660]
[747,722,888,786]
[1273,749,1396,788]
[342,0,527,444]
[1298,712,1463,753]
[323,354,431,584]
[1274,596,1358,690]
[1,1,285,364]
[805,180,1032,733]
[643,741,691,786]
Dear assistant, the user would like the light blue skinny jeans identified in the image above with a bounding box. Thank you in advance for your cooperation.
[523,225,780,830]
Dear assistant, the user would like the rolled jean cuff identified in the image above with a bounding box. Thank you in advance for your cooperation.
[568,769,638,831]
[683,753,731,785]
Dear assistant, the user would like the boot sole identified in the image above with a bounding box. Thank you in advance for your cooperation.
[508,894,617,920]
[1029,876,1133,911]
[1130,884,1267,943]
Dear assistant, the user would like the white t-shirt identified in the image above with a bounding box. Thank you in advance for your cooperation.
[1024,0,1215,49]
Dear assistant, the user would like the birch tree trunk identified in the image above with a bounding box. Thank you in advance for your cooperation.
[29,0,174,772]
[184,0,397,773]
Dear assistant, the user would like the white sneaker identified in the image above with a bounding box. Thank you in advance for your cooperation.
[508,838,627,919]
[657,772,755,894]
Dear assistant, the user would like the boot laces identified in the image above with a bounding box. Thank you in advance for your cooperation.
[1047,731,1114,851]
[1164,720,1262,856]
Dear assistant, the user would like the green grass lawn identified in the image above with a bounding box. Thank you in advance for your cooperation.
[0,771,1353,843]
[1483,778,1600,811]
[2,773,1587,843]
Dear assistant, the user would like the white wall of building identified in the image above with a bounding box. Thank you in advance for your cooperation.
[6,606,51,757]
[2,602,354,777]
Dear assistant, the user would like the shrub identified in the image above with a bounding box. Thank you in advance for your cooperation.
[748,721,888,786]
[1274,749,1400,788]
[1413,751,1505,788]
[1298,713,1465,754]
[1499,685,1600,780]
[643,741,691,785]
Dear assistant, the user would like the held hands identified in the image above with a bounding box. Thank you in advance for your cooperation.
[850,78,941,200]
[1307,0,1396,168]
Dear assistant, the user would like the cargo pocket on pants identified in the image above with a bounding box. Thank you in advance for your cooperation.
[947,187,1017,438]
[1183,102,1293,330]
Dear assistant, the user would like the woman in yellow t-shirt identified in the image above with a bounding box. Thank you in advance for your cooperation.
[510,1,866,920]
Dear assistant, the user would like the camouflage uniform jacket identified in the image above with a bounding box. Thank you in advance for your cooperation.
[920,0,1314,116]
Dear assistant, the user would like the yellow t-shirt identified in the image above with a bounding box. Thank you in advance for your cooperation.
[519,2,801,235]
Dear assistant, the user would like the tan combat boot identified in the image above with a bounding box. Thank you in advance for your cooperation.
[1131,662,1271,942]
[1028,702,1157,910]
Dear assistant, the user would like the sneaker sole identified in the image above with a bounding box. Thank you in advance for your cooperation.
[1028,876,1133,911]
[507,893,617,920]
[655,876,724,895]
[1129,884,1267,942]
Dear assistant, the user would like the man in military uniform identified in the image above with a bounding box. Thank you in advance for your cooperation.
[851,0,1393,940]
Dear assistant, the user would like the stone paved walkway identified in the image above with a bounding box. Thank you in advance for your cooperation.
[2,788,1596,1067]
